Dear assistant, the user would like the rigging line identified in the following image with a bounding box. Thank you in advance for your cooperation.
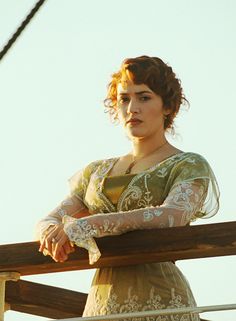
[0,0,47,62]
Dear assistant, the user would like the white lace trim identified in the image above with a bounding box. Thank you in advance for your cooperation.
[63,215,101,264]
[83,286,199,321]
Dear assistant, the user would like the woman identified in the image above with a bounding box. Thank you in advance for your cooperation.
[37,56,219,321]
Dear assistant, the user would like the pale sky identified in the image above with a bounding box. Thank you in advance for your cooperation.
[0,1,236,320]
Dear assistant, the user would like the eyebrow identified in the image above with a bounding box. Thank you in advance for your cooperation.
[118,90,153,95]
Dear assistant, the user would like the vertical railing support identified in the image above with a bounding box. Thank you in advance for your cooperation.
[0,272,20,321]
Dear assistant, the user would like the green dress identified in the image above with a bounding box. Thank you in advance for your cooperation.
[68,152,219,320]
[62,153,219,321]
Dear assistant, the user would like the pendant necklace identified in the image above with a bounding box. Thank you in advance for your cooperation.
[125,141,168,175]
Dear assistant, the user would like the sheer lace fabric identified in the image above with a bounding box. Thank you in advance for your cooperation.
[35,194,87,243]
[63,179,207,264]
[36,152,219,264]
[35,152,219,320]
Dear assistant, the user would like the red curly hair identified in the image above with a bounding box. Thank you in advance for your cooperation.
[104,55,188,130]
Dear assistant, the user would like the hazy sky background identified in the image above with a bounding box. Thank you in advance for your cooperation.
[0,1,236,320]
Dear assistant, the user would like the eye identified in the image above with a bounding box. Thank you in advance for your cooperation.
[139,96,151,102]
[118,96,130,105]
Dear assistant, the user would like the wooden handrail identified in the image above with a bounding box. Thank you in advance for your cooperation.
[1,221,236,276]
[5,280,87,318]
[2,221,236,319]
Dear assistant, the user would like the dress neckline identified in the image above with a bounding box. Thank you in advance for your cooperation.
[106,151,186,179]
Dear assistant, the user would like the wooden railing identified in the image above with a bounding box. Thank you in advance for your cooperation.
[1,221,236,320]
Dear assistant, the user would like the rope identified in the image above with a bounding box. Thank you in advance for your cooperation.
[0,0,47,61]
[48,303,236,321]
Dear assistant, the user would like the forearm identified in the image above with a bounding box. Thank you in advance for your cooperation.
[63,181,204,240]
[63,205,185,241]
[93,205,184,234]
[35,194,88,241]
[62,181,205,264]
[61,205,185,265]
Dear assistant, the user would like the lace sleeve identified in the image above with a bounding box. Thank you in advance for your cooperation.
[63,180,209,264]
[63,154,220,264]
[168,153,220,219]
[35,194,88,242]
[35,161,99,241]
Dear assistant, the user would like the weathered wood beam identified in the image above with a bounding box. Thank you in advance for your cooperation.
[0,221,236,276]
[5,279,87,318]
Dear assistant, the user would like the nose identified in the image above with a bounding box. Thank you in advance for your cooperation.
[127,98,140,114]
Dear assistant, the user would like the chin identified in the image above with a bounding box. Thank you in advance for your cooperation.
[127,132,146,140]
[126,127,145,135]
[126,130,147,139]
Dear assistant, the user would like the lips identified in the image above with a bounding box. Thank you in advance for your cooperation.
[126,118,142,125]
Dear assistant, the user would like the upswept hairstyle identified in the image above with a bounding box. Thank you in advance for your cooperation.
[104,55,188,130]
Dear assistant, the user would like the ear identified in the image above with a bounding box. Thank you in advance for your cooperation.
[163,107,171,116]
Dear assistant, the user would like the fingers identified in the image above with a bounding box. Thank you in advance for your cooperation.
[52,230,69,262]
[39,224,74,262]
[48,225,63,254]
[54,243,74,262]
[39,224,61,255]
[63,240,74,255]
[39,224,55,253]
[52,240,74,263]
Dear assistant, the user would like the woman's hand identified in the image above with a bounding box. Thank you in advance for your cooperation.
[39,224,75,262]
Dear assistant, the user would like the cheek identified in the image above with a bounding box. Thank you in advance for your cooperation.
[147,107,164,120]
[147,110,165,129]
[117,109,126,122]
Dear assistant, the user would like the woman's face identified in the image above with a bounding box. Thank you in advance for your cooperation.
[117,81,167,141]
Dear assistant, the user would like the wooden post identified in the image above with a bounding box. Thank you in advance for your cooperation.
[0,272,20,321]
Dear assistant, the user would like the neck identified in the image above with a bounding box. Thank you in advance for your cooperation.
[131,134,168,159]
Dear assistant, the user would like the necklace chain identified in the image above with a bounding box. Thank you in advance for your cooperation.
[125,141,168,175]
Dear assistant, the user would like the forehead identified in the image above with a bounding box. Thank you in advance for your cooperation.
[117,81,153,95]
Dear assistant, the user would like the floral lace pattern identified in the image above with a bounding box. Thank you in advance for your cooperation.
[36,152,219,265]
[83,286,199,321]
[62,179,208,264]
[63,215,101,264]
[67,153,219,219]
